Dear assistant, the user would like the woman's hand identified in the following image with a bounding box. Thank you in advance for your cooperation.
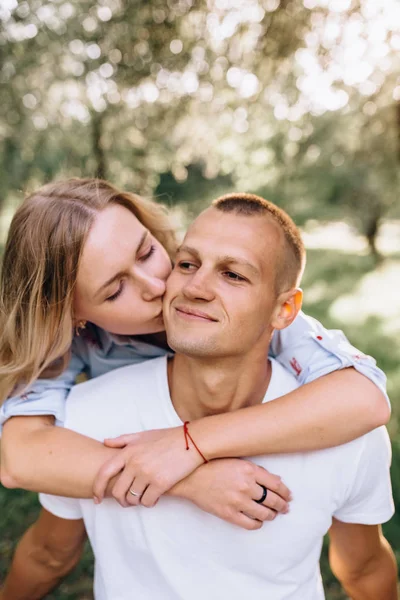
[93,428,205,507]
[171,458,291,530]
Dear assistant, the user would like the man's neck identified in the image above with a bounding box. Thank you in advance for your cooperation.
[133,331,170,350]
[167,351,272,422]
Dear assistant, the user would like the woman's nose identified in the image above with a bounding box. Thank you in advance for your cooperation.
[137,270,166,301]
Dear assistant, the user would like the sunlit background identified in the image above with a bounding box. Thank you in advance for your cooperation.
[1,0,400,598]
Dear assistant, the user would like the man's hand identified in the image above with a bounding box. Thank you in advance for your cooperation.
[169,458,291,530]
[329,518,398,600]
[93,427,204,507]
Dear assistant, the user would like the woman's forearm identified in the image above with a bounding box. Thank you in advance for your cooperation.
[1,416,117,496]
[191,369,390,460]
[1,369,389,499]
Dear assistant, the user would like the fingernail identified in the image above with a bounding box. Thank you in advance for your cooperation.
[93,496,99,504]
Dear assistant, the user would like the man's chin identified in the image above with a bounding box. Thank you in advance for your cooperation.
[166,334,217,357]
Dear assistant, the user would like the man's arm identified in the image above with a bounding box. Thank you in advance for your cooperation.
[329,518,398,600]
[0,509,86,600]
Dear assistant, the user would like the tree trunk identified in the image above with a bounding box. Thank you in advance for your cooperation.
[92,113,106,180]
[364,211,382,263]
[396,101,400,163]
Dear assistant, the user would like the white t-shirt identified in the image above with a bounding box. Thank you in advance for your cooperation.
[40,357,394,600]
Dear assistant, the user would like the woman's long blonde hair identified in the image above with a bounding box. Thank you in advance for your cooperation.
[0,178,177,404]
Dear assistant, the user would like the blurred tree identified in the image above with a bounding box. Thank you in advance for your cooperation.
[1,0,399,259]
[0,0,320,201]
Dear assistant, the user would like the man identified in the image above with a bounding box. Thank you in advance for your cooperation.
[2,194,397,599]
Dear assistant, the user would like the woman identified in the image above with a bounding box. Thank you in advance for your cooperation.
[0,178,389,518]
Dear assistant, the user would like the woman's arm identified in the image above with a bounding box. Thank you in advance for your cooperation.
[270,310,389,407]
[94,366,389,505]
[1,368,387,501]
[2,315,389,502]
[1,414,292,529]
[1,415,117,495]
[98,314,389,496]
[0,349,86,433]
[195,368,389,458]
[0,344,91,493]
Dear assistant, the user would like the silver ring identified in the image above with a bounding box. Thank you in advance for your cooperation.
[254,485,268,504]
[129,489,141,497]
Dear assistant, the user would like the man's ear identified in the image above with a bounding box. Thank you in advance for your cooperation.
[271,288,303,330]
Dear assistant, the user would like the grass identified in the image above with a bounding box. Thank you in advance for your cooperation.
[1,248,400,598]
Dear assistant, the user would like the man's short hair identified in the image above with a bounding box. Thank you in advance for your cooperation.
[212,193,306,292]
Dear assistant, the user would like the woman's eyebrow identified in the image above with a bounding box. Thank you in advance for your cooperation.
[94,230,149,298]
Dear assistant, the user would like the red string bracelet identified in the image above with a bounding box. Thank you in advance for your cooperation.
[183,421,209,464]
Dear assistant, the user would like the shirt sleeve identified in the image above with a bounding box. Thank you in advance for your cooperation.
[270,310,389,406]
[333,427,394,525]
[0,343,87,434]
[39,492,83,520]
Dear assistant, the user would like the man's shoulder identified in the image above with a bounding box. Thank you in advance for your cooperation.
[70,356,165,399]
[264,358,300,403]
[64,356,166,437]
[347,425,391,458]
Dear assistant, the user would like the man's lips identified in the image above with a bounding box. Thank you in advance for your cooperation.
[174,305,218,322]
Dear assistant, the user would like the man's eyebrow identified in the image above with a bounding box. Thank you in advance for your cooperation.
[178,245,260,275]
[177,245,200,259]
[219,255,260,276]
[95,230,149,298]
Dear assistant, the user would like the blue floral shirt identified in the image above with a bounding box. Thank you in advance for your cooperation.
[0,311,388,430]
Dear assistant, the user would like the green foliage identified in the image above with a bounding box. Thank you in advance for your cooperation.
[2,0,398,250]
[155,163,234,218]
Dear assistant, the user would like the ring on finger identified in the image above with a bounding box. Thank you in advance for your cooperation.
[254,484,268,504]
[129,489,141,498]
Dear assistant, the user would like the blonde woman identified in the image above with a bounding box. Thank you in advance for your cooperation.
[0,178,388,515]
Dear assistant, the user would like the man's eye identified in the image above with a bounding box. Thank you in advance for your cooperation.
[178,261,196,270]
[224,271,245,282]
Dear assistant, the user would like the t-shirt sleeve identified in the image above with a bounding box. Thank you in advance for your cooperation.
[39,493,83,520]
[333,427,394,525]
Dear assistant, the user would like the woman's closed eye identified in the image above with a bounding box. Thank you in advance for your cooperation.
[105,244,155,302]
[106,281,124,302]
[138,244,156,262]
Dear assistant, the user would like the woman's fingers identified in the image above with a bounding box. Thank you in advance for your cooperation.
[103,434,138,448]
[110,468,139,507]
[251,483,289,514]
[140,484,162,508]
[93,455,126,502]
[123,476,148,507]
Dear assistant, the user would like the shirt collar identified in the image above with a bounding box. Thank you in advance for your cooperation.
[96,326,134,355]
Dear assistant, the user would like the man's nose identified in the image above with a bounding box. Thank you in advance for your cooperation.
[182,269,215,302]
